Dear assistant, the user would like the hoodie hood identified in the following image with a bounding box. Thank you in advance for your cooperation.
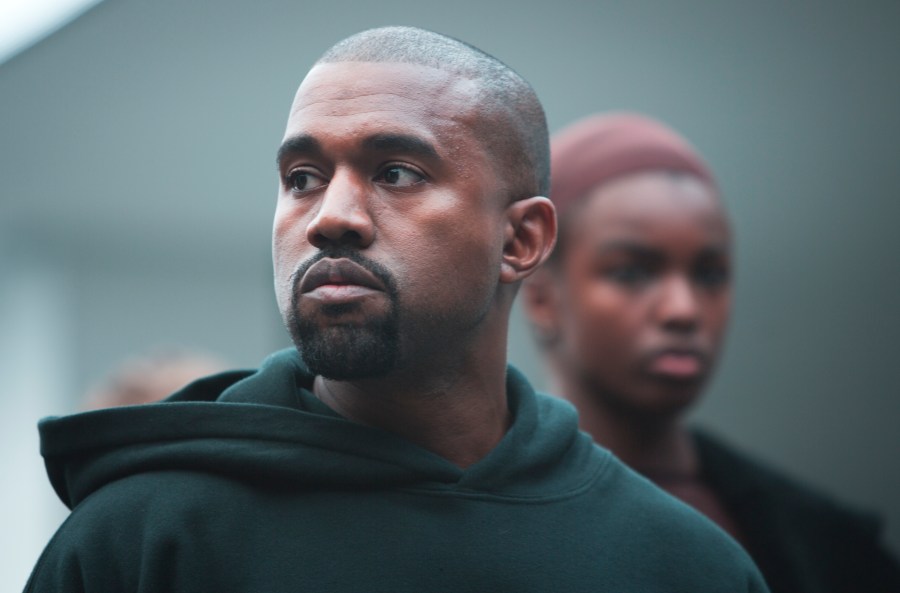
[40,349,602,509]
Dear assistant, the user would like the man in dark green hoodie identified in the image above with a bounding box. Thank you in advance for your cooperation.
[26,26,769,592]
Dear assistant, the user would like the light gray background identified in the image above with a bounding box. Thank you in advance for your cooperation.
[2,0,898,587]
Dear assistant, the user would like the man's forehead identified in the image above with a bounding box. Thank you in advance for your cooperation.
[281,62,487,156]
[288,62,479,121]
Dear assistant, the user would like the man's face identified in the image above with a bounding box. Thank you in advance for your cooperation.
[551,171,732,418]
[273,62,508,380]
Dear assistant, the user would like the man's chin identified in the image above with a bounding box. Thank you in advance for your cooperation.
[301,351,395,381]
[294,325,399,381]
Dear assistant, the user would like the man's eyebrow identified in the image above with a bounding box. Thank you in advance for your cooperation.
[276,135,322,167]
[362,134,439,160]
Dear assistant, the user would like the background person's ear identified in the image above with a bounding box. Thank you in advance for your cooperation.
[499,196,557,284]
[521,265,562,347]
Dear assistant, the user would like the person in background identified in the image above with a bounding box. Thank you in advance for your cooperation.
[522,111,900,593]
[25,30,767,592]
[83,349,228,409]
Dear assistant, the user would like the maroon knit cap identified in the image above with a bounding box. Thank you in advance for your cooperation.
[550,112,715,216]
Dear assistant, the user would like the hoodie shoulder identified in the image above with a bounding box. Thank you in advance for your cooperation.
[586,455,769,591]
[26,469,251,593]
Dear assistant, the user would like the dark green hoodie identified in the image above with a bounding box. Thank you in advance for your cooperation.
[27,349,768,592]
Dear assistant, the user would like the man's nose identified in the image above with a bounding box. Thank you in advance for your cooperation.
[305,170,375,249]
[656,275,700,332]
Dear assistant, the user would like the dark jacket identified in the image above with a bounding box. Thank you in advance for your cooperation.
[26,349,768,592]
[695,429,900,593]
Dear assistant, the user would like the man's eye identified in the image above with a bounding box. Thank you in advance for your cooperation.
[286,170,326,193]
[376,166,424,187]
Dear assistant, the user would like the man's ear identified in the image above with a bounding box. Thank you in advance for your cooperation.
[499,196,557,284]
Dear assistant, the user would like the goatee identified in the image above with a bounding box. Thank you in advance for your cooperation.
[285,248,400,380]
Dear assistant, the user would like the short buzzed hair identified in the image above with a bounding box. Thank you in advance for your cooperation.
[317,26,549,199]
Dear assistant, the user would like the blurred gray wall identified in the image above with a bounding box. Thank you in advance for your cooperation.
[2,0,898,586]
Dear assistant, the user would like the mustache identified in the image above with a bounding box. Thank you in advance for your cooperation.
[290,247,398,299]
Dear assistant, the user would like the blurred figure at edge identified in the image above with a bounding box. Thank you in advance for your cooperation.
[83,349,228,410]
[522,112,900,593]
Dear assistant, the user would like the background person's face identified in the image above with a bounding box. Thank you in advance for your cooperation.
[553,171,732,418]
[273,61,509,378]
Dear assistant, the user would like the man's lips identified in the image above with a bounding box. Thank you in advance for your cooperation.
[298,258,387,297]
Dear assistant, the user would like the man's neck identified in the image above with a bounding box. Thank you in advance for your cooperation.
[312,356,511,469]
